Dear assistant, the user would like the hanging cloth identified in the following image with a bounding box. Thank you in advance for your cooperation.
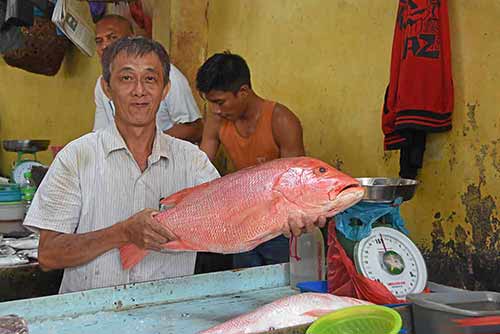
[88,2,106,23]
[382,0,454,177]
[129,0,152,38]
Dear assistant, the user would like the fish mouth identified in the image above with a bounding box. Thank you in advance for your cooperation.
[326,183,365,217]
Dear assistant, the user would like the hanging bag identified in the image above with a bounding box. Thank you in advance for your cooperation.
[2,13,70,76]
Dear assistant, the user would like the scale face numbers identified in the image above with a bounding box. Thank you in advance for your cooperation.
[12,161,44,185]
[354,227,427,299]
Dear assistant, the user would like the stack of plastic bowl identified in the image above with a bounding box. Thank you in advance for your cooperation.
[0,183,26,235]
[306,305,403,334]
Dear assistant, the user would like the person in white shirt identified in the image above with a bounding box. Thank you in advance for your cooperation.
[93,15,203,143]
[25,37,217,293]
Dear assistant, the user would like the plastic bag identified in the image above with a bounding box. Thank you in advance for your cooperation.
[335,198,407,242]
[327,220,401,304]
[0,315,28,334]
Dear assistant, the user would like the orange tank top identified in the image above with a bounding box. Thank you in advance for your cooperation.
[219,100,280,171]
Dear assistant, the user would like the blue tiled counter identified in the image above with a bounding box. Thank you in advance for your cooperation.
[0,264,297,334]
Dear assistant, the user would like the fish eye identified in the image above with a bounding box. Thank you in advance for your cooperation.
[319,167,326,173]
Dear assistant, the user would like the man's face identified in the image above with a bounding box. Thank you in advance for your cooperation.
[95,18,132,59]
[104,51,169,128]
[204,87,249,121]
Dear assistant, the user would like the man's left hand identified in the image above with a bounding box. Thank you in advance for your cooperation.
[282,212,327,238]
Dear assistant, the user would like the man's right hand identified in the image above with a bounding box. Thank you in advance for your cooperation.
[120,209,176,251]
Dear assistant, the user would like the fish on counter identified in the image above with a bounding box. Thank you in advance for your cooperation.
[120,157,365,269]
[3,234,39,250]
[198,292,372,334]
[0,254,29,266]
[0,315,29,334]
[16,249,38,260]
[0,245,16,257]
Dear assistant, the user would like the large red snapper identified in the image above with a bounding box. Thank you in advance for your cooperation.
[120,157,364,269]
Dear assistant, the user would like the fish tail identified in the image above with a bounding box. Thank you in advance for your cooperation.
[120,244,149,269]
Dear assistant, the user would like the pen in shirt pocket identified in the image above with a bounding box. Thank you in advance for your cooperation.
[158,197,175,212]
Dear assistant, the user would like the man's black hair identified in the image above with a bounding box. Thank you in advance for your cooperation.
[196,52,251,94]
[102,36,170,87]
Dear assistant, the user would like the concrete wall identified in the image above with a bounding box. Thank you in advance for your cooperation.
[0,48,100,174]
[0,1,498,289]
[0,0,174,175]
[201,0,499,289]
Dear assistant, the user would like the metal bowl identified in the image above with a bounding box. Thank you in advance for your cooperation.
[2,140,50,153]
[356,177,419,203]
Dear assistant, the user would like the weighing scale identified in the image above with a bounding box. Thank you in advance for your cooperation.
[2,140,50,185]
[336,177,427,299]
[353,226,427,299]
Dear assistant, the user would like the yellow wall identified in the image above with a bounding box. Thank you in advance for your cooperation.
[205,0,500,253]
[1,1,498,286]
[0,0,170,176]
[0,48,100,175]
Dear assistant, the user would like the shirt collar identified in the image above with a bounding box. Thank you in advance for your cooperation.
[102,122,170,161]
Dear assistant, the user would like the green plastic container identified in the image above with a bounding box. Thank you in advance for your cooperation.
[306,305,402,334]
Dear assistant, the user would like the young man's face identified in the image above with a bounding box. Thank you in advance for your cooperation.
[104,51,169,128]
[204,87,249,121]
[95,18,132,59]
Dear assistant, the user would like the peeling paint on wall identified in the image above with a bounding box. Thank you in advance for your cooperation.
[331,157,344,171]
[383,151,395,163]
[466,102,479,132]
[491,140,500,175]
[422,183,499,291]
[448,143,457,171]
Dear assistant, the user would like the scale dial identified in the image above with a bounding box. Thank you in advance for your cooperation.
[12,160,44,185]
[354,227,427,299]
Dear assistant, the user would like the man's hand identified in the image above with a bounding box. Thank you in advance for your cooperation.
[120,209,176,251]
[282,212,327,238]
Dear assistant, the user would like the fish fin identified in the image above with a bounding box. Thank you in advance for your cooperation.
[234,197,285,252]
[301,309,334,318]
[120,244,149,270]
[162,240,207,252]
[160,183,211,207]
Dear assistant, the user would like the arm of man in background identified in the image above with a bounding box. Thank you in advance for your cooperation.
[272,103,306,157]
[162,65,203,143]
[93,77,114,131]
[200,110,222,162]
[165,121,203,143]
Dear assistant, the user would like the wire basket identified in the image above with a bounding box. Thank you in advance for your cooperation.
[2,16,70,76]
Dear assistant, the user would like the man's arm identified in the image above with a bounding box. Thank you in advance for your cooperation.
[165,119,203,143]
[38,209,175,271]
[163,65,203,143]
[200,112,222,162]
[39,224,126,271]
[272,103,306,157]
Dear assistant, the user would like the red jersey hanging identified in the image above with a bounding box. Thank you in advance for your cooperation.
[383,0,453,150]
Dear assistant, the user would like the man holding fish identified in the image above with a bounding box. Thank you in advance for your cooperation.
[22,37,332,293]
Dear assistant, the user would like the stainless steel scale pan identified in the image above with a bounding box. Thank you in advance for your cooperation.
[356,177,418,203]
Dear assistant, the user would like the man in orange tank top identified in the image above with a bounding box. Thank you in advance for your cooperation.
[197,52,306,269]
